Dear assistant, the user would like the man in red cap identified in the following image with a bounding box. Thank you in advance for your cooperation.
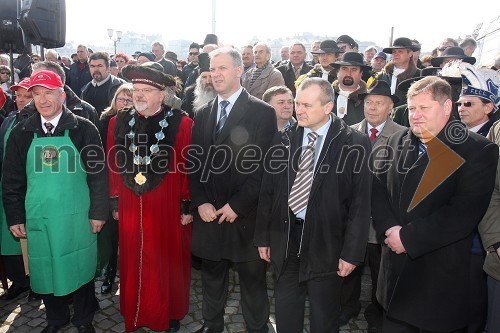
[2,70,108,333]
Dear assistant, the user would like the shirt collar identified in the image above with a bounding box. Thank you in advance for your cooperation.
[41,111,63,134]
[469,120,489,133]
[91,74,111,87]
[303,115,332,138]
[367,121,386,135]
[218,86,243,106]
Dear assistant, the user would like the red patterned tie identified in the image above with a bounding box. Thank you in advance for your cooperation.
[369,128,378,141]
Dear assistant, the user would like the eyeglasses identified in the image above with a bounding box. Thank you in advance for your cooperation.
[189,52,200,56]
[132,88,160,94]
[0,71,10,74]
[455,101,481,107]
[116,97,133,104]
[438,46,450,52]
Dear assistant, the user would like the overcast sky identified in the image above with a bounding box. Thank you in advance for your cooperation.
[65,0,496,52]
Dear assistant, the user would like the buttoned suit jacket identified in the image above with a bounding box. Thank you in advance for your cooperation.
[189,88,277,262]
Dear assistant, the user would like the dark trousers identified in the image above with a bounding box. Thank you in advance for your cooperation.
[340,262,362,316]
[467,253,487,333]
[201,258,269,333]
[2,254,29,287]
[41,279,98,326]
[364,243,383,328]
[274,222,342,333]
[383,315,466,333]
[487,275,500,332]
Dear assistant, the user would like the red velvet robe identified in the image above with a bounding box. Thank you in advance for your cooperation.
[109,114,193,332]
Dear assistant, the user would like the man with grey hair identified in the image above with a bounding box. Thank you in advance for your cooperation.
[276,42,313,96]
[255,77,371,332]
[67,44,92,96]
[189,47,277,333]
[242,42,284,100]
[150,41,177,77]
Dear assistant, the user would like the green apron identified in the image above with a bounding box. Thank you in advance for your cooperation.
[25,130,96,296]
[0,119,22,255]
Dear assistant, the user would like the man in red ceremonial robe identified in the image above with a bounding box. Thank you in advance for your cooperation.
[109,61,193,332]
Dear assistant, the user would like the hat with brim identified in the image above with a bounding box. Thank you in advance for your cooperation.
[198,53,210,74]
[331,52,372,71]
[9,77,31,91]
[397,66,462,93]
[383,37,421,53]
[360,80,399,104]
[430,47,476,67]
[122,62,176,90]
[311,40,341,54]
[28,70,64,91]
[201,33,218,47]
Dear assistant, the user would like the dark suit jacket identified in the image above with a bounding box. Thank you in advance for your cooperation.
[372,122,499,331]
[255,117,372,282]
[351,119,406,243]
[276,62,313,96]
[189,88,277,262]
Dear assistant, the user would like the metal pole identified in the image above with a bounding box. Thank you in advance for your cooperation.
[212,0,216,34]
[389,27,394,46]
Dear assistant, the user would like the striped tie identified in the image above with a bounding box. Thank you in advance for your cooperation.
[288,132,319,215]
[418,141,426,156]
[216,100,230,134]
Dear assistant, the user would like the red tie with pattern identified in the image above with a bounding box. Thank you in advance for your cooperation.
[369,128,378,141]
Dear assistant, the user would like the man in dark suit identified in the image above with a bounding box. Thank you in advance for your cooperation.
[189,47,277,333]
[372,76,499,332]
[350,80,405,332]
[255,78,372,332]
[276,42,313,96]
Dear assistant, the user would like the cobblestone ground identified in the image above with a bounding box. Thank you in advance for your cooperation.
[0,267,373,332]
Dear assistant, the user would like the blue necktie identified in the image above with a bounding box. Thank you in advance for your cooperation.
[216,100,230,134]
[418,142,426,156]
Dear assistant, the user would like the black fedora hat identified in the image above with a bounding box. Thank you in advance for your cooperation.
[430,47,476,67]
[383,37,420,53]
[360,80,399,104]
[122,62,177,90]
[331,52,372,71]
[311,40,341,54]
[201,33,219,47]
[336,35,357,48]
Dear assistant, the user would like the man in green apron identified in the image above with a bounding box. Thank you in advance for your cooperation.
[2,70,108,333]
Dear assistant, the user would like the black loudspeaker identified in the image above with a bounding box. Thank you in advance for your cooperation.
[0,0,29,53]
[19,0,66,48]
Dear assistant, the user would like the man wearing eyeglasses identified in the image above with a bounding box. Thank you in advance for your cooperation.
[81,52,125,117]
[182,42,201,86]
[109,61,193,332]
[457,64,500,333]
[436,38,459,57]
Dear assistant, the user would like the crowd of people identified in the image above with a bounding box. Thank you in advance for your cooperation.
[0,32,499,333]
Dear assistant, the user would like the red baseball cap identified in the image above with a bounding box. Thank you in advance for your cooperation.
[9,77,31,92]
[28,70,64,91]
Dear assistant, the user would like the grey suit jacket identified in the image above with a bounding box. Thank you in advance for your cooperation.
[351,118,406,243]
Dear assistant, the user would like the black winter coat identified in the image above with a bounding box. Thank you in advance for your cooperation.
[254,117,372,281]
